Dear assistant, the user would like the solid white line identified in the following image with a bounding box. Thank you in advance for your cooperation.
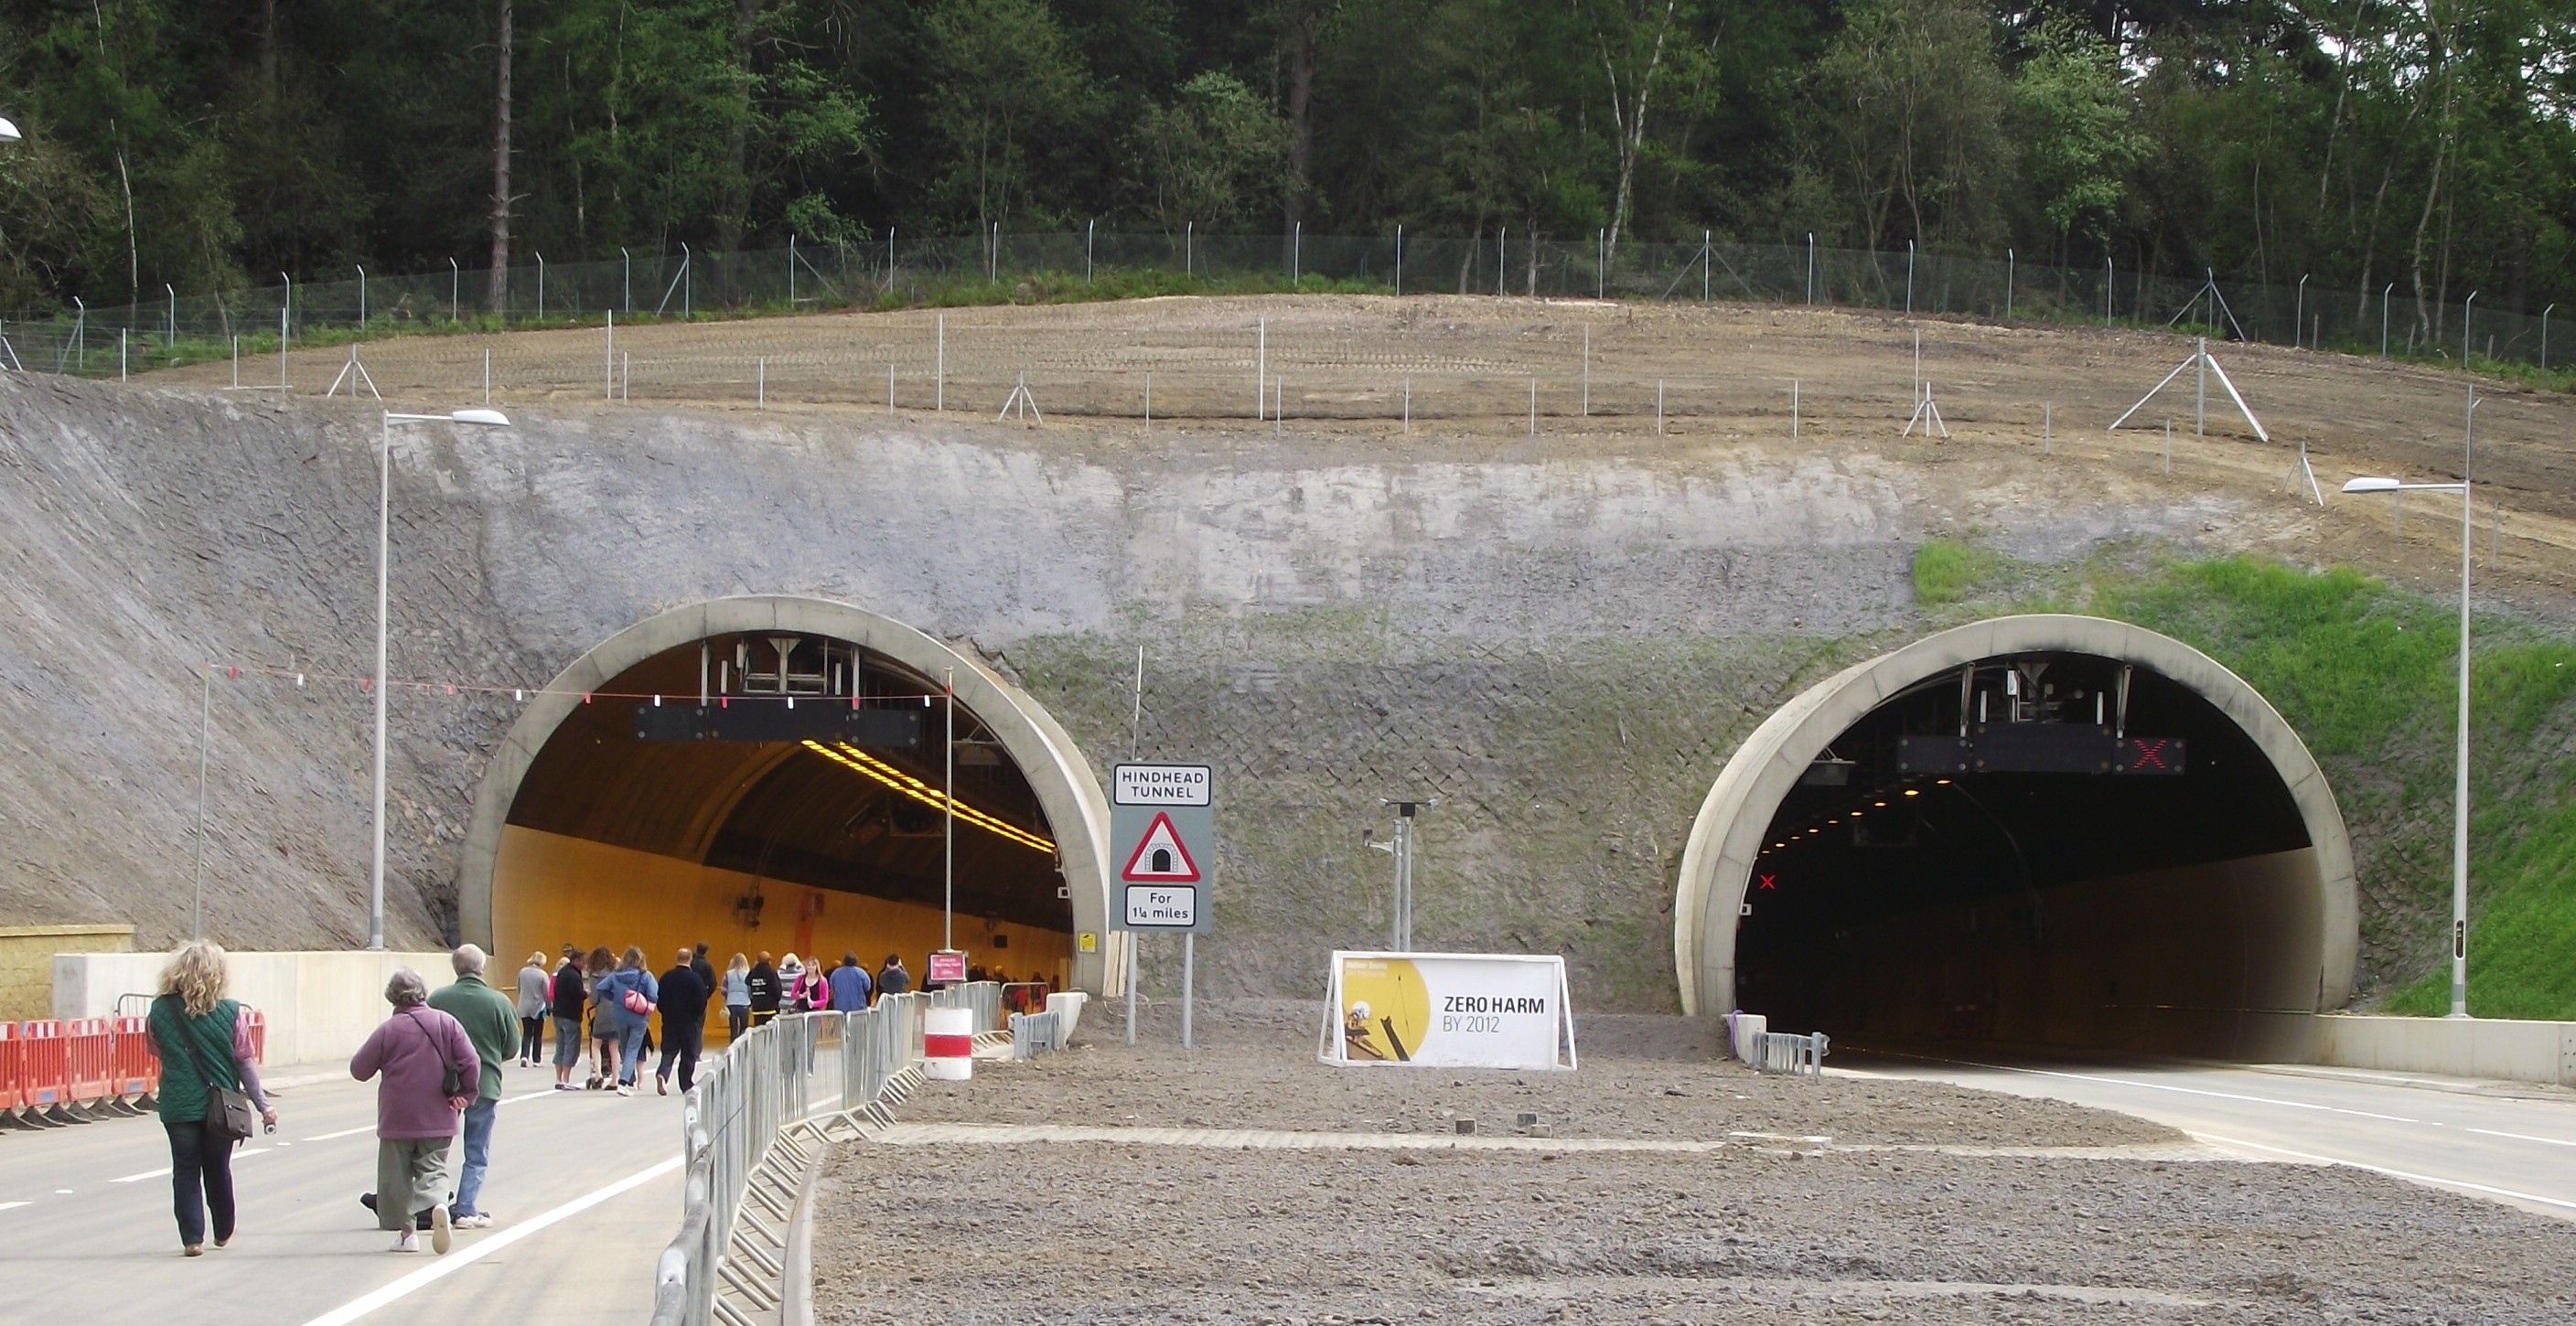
[111,1168,173,1184]
[291,1152,682,1326]
[497,1088,558,1106]
[0,1202,30,1212]
[2190,1131,2576,1213]
[305,1125,376,1141]
[2469,1127,2576,1149]
[1885,1053,2419,1123]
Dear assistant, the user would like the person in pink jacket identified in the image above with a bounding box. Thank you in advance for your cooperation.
[350,968,479,1254]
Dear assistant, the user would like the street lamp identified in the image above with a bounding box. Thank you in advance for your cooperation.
[0,117,21,143]
[2341,465,2474,1018]
[370,409,512,950]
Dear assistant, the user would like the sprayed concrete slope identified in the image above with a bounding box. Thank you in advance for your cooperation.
[0,366,2485,1007]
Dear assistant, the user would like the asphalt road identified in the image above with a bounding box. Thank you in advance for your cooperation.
[0,1054,712,1325]
[1838,1046,2576,1221]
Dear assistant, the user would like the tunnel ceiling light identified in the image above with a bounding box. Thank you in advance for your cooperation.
[1902,789,1920,797]
[800,738,1056,854]
[1873,800,1886,807]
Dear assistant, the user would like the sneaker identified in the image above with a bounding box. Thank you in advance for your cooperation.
[393,1229,419,1253]
[429,1203,452,1256]
[615,1084,633,1096]
[554,1082,576,1091]
[455,1213,493,1229]
[183,1245,203,1257]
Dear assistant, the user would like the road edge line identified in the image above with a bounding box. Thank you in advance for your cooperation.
[2187,1130,2576,1213]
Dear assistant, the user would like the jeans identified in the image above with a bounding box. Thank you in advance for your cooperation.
[656,1021,704,1091]
[551,1016,583,1068]
[455,1097,496,1216]
[166,1119,236,1247]
[616,1022,647,1085]
[726,1005,748,1042]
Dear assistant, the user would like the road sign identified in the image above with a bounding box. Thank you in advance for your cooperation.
[1110,764,1213,932]
[928,949,967,984]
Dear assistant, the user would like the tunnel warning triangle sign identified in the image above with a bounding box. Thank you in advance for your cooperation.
[1121,812,1201,882]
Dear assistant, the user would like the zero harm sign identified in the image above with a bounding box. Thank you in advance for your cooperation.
[1318,952,1576,1071]
[1109,764,1213,933]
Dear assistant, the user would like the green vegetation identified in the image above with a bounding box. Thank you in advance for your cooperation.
[4,0,2569,337]
[1941,547,2576,1019]
[1912,539,2004,607]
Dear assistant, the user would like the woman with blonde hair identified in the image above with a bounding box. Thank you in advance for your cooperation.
[514,951,551,1068]
[723,953,751,1043]
[146,941,277,1256]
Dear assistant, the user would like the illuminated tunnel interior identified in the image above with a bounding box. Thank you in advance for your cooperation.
[1734,650,2331,1059]
[489,630,1074,993]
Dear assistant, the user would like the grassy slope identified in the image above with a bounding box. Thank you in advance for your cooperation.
[1919,541,2576,1018]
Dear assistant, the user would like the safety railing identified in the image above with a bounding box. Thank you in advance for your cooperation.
[0,1011,217,1128]
[651,1011,825,1326]
[5,232,2558,382]
[1008,1010,1065,1059]
[1752,1031,1830,1079]
[928,980,1004,1035]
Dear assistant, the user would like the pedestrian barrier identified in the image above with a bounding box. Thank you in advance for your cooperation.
[62,1017,118,1106]
[1008,1010,1065,1059]
[0,1022,25,1119]
[241,1008,267,1064]
[16,1021,71,1123]
[923,1008,974,1081]
[110,1014,159,1100]
[1751,1030,1830,1079]
[651,985,1014,1326]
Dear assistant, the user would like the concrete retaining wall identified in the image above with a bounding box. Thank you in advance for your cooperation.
[53,950,452,1066]
[2312,1014,2576,1087]
[0,925,134,1022]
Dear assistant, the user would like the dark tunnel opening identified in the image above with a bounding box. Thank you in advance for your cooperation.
[1734,652,2326,1058]
[490,630,1074,995]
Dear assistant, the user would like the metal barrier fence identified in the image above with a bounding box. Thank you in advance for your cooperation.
[650,983,1012,1326]
[1008,1010,1065,1059]
[1752,1031,1830,1079]
[3,232,2556,381]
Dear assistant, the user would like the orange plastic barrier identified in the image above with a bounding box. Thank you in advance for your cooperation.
[241,1009,267,1064]
[111,1015,159,1098]
[16,1021,69,1111]
[0,1022,24,1113]
[63,1017,116,1104]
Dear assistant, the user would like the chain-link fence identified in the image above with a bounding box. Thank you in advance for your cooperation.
[4,232,2558,383]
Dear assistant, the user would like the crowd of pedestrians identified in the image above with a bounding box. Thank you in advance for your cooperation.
[139,935,971,1259]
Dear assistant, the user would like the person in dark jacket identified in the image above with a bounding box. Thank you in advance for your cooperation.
[654,948,711,1094]
[746,952,780,1027]
[690,943,717,1011]
[875,953,911,999]
[549,946,586,1090]
[146,941,277,1256]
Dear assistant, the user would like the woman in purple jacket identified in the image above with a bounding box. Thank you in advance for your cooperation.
[350,968,478,1254]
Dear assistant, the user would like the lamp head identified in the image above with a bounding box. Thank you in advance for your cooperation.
[2341,476,2402,494]
[447,408,512,427]
[0,117,21,144]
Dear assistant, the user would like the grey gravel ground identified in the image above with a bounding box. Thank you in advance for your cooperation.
[811,1003,2576,1324]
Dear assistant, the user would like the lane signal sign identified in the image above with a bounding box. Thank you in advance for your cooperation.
[1121,811,1201,882]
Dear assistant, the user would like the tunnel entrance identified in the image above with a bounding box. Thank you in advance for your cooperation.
[456,598,1115,996]
[1675,616,2357,1060]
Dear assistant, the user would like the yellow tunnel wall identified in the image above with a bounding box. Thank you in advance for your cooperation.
[494,826,1073,1043]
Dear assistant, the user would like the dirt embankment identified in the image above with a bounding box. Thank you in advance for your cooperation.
[811,1004,2576,1323]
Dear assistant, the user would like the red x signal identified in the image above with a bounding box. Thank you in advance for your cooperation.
[1758,873,1777,891]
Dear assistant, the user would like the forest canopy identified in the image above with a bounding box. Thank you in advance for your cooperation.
[1,0,2569,316]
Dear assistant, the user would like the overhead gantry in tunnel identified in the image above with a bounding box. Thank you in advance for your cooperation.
[456,597,1115,994]
[1674,615,2359,1060]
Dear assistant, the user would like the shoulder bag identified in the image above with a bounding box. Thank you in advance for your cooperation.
[404,1009,464,1097]
[164,996,257,1142]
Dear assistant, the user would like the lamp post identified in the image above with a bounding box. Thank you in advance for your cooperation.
[370,408,512,949]
[2344,455,2476,1018]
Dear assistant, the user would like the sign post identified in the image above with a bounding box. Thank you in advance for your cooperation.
[1110,763,1215,1048]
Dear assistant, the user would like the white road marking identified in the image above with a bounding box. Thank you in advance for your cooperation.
[2469,1127,2576,1149]
[54,1189,71,1194]
[305,1126,375,1141]
[0,1202,30,1213]
[292,1152,682,1326]
[1874,1051,2420,1123]
[497,1088,558,1105]
[2190,1131,2576,1213]
[112,1169,173,1184]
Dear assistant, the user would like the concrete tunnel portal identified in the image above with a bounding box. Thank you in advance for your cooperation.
[456,598,1116,998]
[1676,616,2359,1060]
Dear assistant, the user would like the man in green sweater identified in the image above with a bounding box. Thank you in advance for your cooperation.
[427,944,519,1229]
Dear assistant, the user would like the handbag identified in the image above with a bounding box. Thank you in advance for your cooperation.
[404,1009,463,1097]
[163,997,257,1143]
[623,988,653,1015]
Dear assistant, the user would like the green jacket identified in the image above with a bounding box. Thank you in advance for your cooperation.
[427,974,519,1103]
[147,996,242,1125]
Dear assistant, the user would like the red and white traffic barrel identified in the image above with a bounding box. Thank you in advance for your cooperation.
[924,1007,974,1081]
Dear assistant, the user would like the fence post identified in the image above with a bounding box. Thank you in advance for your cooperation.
[449,258,460,324]
[2005,250,2013,318]
[2463,291,2476,365]
[1394,224,1402,294]
[1087,219,1095,285]
[1806,232,1815,305]
[1905,239,1915,315]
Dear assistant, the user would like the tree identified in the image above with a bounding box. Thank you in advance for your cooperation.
[489,0,514,312]
[1807,0,2011,250]
[1134,71,1289,230]
[921,0,1095,231]
[2009,16,2143,255]
[1582,0,1684,260]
